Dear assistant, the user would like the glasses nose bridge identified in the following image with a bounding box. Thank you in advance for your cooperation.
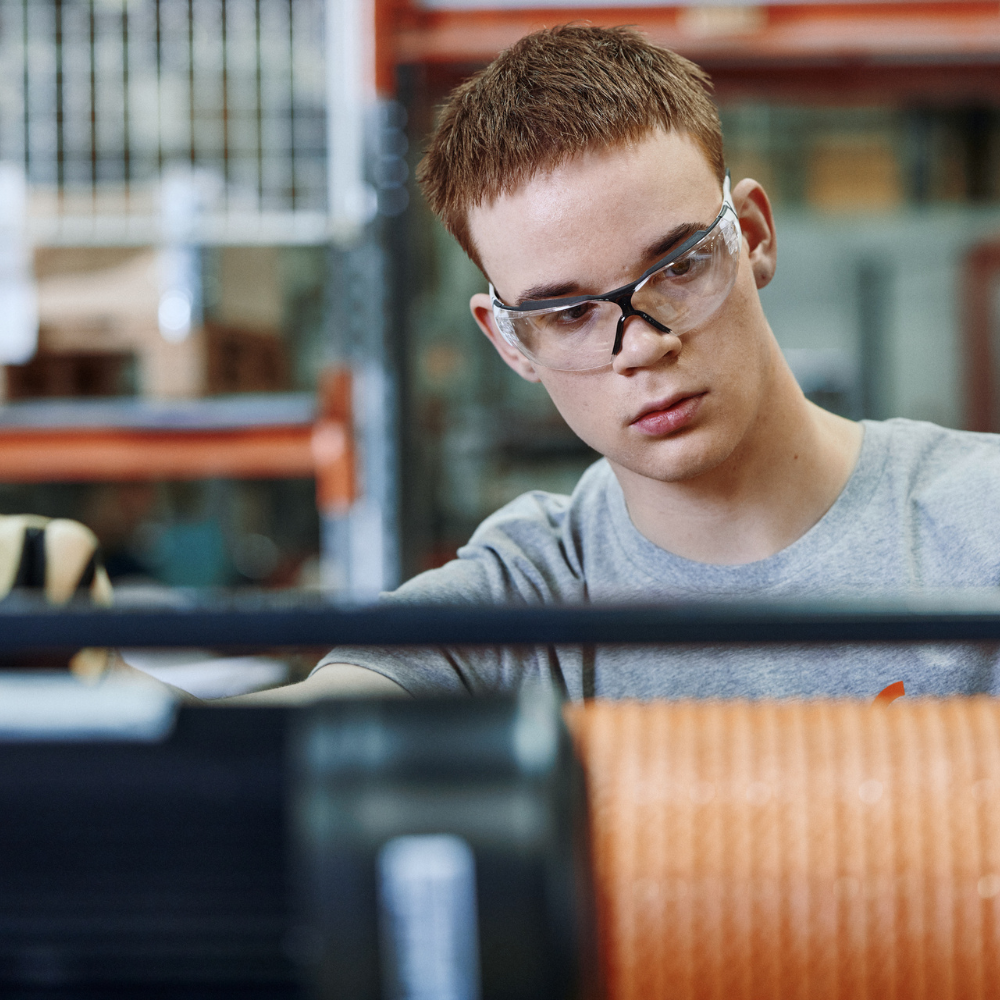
[609,287,639,356]
[609,286,672,358]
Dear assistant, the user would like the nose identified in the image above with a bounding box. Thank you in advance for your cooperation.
[611,313,682,374]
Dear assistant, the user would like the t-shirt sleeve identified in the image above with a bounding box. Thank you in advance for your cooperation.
[313,490,586,696]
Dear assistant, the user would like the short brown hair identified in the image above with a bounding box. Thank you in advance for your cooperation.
[416,25,726,272]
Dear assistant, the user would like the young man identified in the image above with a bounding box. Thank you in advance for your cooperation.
[241,26,1000,702]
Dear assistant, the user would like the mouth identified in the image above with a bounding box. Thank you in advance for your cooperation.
[630,391,706,436]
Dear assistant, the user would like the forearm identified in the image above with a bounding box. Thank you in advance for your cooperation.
[224,663,409,704]
[111,652,408,705]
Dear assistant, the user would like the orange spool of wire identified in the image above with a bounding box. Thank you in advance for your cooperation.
[565,698,1000,1000]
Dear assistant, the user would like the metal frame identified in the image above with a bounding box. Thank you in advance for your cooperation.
[3,594,1000,649]
[0,0,329,244]
[962,240,1000,433]
[385,2,1000,85]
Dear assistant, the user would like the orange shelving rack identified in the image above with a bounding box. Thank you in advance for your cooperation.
[376,2,1000,101]
[0,377,356,514]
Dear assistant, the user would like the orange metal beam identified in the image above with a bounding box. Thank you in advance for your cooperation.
[0,425,317,483]
[0,375,359,513]
[391,2,1000,70]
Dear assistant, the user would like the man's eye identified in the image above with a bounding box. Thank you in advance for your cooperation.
[666,258,693,277]
[560,303,594,322]
[539,302,597,330]
[656,251,710,281]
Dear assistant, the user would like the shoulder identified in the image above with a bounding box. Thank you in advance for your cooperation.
[467,457,612,551]
[866,420,1000,587]
[391,459,614,605]
[872,418,1000,493]
[458,458,613,593]
[870,419,1000,572]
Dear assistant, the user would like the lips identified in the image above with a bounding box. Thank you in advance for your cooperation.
[630,391,706,436]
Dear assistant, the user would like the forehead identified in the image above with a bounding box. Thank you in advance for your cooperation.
[468,129,721,301]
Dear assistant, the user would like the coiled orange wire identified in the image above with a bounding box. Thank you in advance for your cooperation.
[564,699,1000,1000]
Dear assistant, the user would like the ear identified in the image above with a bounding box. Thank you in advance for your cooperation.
[731,178,777,290]
[470,292,542,383]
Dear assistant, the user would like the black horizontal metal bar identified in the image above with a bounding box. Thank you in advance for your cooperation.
[2,595,1000,650]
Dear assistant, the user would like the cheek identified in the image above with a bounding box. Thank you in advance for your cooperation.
[702,292,775,432]
[537,371,617,445]
[697,267,768,375]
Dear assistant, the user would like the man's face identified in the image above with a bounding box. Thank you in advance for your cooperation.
[468,128,778,486]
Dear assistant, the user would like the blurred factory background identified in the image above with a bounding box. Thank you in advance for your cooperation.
[0,0,997,597]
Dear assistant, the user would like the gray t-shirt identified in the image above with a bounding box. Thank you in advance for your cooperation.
[319,418,1000,700]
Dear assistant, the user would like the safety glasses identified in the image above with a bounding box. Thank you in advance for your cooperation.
[490,174,742,372]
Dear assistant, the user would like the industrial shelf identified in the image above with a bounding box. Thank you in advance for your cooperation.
[0,394,324,484]
[382,2,1000,97]
[0,394,316,431]
[26,211,332,249]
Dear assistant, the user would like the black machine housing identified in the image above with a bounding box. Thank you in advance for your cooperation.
[0,691,592,1000]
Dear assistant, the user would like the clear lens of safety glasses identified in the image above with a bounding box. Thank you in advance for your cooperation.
[492,196,742,372]
[630,212,741,345]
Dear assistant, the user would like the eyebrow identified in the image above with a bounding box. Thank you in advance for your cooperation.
[513,221,706,306]
[638,221,705,264]
[515,279,580,305]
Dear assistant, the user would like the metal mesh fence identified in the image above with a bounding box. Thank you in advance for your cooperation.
[0,0,328,243]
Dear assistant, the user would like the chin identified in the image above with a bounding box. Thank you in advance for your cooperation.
[612,430,733,484]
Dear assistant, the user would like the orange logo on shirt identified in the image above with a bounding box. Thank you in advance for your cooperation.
[873,681,905,706]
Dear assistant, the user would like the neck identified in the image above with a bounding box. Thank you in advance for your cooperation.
[609,362,864,566]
